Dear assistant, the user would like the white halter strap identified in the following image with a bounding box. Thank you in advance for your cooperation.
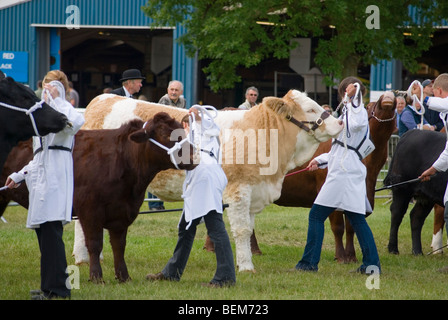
[0,99,45,137]
[144,121,191,170]
[407,80,425,129]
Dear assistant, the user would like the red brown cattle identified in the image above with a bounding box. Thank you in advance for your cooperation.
[206,92,396,262]
[0,113,196,283]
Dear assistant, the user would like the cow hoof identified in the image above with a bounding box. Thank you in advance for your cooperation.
[117,277,132,283]
[89,277,105,285]
[388,249,399,255]
[412,251,423,256]
[252,249,262,256]
[237,264,256,273]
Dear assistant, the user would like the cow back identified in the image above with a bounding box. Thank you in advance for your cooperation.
[385,129,448,204]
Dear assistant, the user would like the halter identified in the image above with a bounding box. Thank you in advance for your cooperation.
[406,80,425,129]
[369,99,397,123]
[286,111,330,135]
[0,99,46,137]
[144,121,191,170]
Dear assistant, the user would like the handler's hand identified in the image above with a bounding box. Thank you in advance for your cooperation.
[345,83,357,98]
[43,84,60,99]
[411,83,422,97]
[188,107,201,121]
[306,159,320,171]
[5,177,20,189]
[419,166,437,182]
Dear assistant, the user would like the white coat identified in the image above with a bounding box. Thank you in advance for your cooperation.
[181,114,227,229]
[426,96,448,203]
[9,81,85,228]
[313,102,369,215]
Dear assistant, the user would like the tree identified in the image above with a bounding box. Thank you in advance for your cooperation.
[142,0,448,91]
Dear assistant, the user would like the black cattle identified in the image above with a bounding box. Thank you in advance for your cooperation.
[0,71,68,170]
[385,129,448,255]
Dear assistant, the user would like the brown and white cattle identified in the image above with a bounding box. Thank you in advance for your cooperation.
[74,91,343,272]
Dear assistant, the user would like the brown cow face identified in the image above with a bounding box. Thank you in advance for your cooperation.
[129,112,197,170]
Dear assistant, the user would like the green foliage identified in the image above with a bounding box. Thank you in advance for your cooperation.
[142,0,448,91]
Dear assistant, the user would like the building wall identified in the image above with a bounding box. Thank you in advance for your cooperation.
[0,0,196,107]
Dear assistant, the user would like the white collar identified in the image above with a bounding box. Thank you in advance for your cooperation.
[123,86,132,98]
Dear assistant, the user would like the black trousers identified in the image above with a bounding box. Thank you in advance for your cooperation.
[35,221,70,298]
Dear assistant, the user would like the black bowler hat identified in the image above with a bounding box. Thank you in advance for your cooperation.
[119,69,145,82]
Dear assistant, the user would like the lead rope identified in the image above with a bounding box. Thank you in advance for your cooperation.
[407,80,425,129]
[0,100,45,137]
[339,83,362,171]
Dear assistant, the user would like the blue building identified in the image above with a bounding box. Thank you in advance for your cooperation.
[0,0,196,107]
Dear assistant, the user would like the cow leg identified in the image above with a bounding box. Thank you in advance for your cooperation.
[73,220,104,264]
[388,191,412,254]
[410,200,433,255]
[204,230,262,255]
[431,205,445,254]
[329,211,347,262]
[73,220,90,265]
[109,228,131,282]
[344,217,357,263]
[250,230,262,255]
[226,195,255,272]
[203,235,215,252]
[84,226,105,283]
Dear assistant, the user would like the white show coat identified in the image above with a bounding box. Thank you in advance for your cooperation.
[181,114,227,229]
[426,96,448,203]
[313,102,369,215]
[9,81,85,228]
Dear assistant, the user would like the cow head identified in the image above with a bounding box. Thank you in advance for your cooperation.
[273,90,343,141]
[129,112,197,170]
[0,75,69,139]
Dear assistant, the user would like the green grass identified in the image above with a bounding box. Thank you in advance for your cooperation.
[1,198,447,300]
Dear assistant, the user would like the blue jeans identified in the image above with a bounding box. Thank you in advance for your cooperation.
[162,210,236,285]
[296,204,381,273]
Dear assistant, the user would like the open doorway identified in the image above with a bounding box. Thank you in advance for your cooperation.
[60,27,173,107]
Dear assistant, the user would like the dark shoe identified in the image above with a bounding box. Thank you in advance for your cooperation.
[31,292,70,300]
[295,262,318,272]
[201,281,235,288]
[146,272,169,281]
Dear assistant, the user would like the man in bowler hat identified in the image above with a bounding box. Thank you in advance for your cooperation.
[111,69,145,98]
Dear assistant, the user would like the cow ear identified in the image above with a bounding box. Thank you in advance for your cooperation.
[263,96,293,116]
[129,130,148,144]
[0,70,5,80]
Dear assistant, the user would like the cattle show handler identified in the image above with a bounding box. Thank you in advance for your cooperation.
[295,77,381,274]
[5,70,85,299]
[146,105,236,287]
[417,73,448,273]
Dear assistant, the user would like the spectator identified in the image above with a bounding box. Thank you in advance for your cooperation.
[238,87,258,110]
[111,69,145,98]
[158,80,186,109]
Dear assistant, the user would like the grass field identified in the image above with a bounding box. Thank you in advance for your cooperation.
[1,197,447,301]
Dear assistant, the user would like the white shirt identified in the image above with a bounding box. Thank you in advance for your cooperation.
[9,81,85,228]
[426,96,448,203]
[181,115,227,229]
[313,102,369,215]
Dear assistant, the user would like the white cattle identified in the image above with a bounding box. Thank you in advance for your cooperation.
[73,91,343,272]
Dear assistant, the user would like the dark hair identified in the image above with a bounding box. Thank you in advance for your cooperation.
[337,77,366,101]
